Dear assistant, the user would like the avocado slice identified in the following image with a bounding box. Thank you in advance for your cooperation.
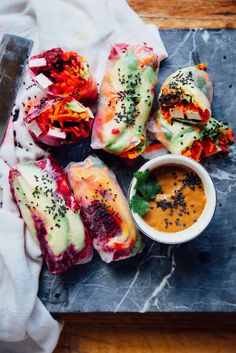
[156,113,200,154]
[103,54,157,153]
[11,161,85,256]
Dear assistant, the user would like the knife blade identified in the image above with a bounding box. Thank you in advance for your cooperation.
[0,33,33,144]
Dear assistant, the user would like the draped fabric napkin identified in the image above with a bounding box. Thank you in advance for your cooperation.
[0,1,167,352]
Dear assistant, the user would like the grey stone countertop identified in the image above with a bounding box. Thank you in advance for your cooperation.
[39,29,236,313]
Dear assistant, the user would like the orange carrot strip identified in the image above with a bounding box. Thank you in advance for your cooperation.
[196,63,207,71]
[119,149,139,159]
[144,142,163,153]
[225,129,234,143]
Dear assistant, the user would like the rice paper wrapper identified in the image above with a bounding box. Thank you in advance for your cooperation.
[149,112,234,161]
[91,43,158,158]
[9,156,93,275]
[67,155,143,262]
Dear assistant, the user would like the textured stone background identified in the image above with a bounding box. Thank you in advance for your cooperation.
[39,29,236,313]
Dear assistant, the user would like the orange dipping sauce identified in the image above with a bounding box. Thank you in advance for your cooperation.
[143,165,206,232]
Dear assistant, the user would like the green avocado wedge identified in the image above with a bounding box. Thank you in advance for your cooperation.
[9,157,93,275]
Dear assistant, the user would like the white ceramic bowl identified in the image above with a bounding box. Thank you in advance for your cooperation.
[129,155,216,245]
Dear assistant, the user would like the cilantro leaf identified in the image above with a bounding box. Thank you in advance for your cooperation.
[129,194,150,217]
[138,179,161,200]
[133,234,143,251]
[134,170,149,189]
[130,169,162,216]
[200,119,227,145]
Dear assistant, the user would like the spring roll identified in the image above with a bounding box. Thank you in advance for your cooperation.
[9,157,93,275]
[91,43,158,158]
[28,48,98,104]
[25,97,94,146]
[159,64,213,125]
[150,112,234,161]
[67,156,143,262]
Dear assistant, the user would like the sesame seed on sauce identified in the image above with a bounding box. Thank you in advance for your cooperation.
[143,166,206,233]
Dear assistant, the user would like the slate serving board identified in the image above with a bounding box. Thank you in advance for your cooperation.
[39,29,236,313]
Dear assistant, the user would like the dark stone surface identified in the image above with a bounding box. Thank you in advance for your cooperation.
[39,29,236,313]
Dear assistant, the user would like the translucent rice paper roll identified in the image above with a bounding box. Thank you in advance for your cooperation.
[150,112,234,161]
[9,156,93,275]
[67,155,143,262]
[158,64,213,125]
[91,43,158,159]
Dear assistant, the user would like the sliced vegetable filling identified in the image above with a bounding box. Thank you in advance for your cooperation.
[150,112,234,161]
[25,97,94,146]
[28,47,98,104]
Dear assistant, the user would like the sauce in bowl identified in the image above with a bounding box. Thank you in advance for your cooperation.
[143,165,206,232]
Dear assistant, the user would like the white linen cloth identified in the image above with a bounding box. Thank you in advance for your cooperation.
[0,1,167,352]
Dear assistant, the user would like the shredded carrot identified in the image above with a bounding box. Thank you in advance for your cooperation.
[225,129,234,143]
[201,140,218,156]
[119,149,140,159]
[139,54,157,68]
[182,129,234,161]
[35,98,91,141]
[54,101,62,115]
[218,135,228,152]
[183,141,203,161]
[182,149,192,158]
[194,126,201,133]
[144,142,163,153]
[196,63,207,71]
[161,84,169,94]
[105,98,117,123]
[46,52,88,97]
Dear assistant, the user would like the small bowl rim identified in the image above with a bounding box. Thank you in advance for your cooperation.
[129,154,216,245]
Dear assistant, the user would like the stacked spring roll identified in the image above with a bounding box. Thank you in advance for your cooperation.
[67,156,143,262]
[28,48,98,104]
[91,43,158,158]
[150,65,234,161]
[24,97,94,146]
[9,157,93,275]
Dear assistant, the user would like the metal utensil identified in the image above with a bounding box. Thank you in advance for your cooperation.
[0,33,33,144]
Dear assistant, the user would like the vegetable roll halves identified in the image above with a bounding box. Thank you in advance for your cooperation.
[25,97,94,146]
[159,64,213,125]
[28,48,98,104]
[91,43,158,159]
[150,113,234,161]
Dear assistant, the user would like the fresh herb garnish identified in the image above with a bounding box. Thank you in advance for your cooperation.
[129,170,161,216]
[130,194,150,216]
[200,119,227,145]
